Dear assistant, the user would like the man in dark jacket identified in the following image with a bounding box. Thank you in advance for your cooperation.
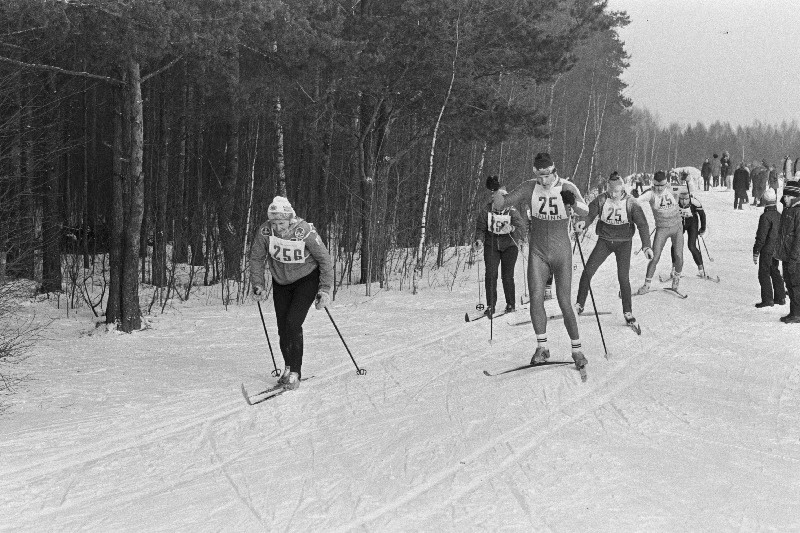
[775,180,800,322]
[733,163,750,210]
[701,158,712,191]
[753,189,785,307]
[751,161,769,206]
[475,176,527,315]
[721,151,732,187]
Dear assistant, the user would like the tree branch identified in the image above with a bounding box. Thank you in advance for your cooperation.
[142,55,184,83]
[0,55,124,85]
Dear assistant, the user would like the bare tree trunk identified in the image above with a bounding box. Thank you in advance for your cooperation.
[106,84,125,325]
[152,85,170,287]
[571,70,595,183]
[273,42,287,198]
[240,117,259,298]
[587,79,610,193]
[41,72,62,294]
[121,58,145,332]
[173,79,189,263]
[216,47,241,280]
[414,19,459,293]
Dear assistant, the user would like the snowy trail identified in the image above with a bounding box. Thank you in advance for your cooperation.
[3,189,800,531]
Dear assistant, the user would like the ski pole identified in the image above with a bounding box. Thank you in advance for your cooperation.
[700,235,714,262]
[256,300,280,377]
[575,238,609,359]
[324,307,366,375]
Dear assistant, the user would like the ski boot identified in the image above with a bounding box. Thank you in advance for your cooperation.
[575,302,584,315]
[277,366,292,385]
[671,272,681,291]
[284,372,301,390]
[624,311,636,325]
[697,266,706,278]
[484,306,495,317]
[572,351,588,382]
[504,304,516,313]
[635,282,651,295]
[531,346,550,365]
[544,286,553,300]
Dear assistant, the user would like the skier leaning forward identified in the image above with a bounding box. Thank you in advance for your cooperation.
[574,172,652,327]
[635,170,690,294]
[250,196,334,390]
[491,152,589,374]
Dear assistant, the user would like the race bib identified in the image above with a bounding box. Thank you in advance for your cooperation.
[531,184,568,221]
[268,236,307,264]
[488,212,513,234]
[680,206,692,218]
[654,192,676,212]
[601,198,629,225]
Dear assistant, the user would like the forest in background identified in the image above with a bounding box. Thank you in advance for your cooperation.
[1,0,799,333]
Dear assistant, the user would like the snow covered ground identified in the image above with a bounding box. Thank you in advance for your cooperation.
[3,187,800,532]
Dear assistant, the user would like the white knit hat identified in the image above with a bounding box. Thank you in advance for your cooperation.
[267,196,295,220]
[762,188,777,205]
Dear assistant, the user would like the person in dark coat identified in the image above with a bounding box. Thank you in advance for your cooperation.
[733,163,750,209]
[751,161,769,206]
[701,158,712,191]
[475,175,527,315]
[774,180,800,322]
[753,189,785,307]
[710,154,721,187]
[720,151,731,186]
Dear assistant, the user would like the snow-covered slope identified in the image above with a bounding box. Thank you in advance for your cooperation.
[2,188,800,531]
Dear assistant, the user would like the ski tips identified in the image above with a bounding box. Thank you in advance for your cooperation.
[464,312,470,322]
[483,370,492,376]
[240,383,253,406]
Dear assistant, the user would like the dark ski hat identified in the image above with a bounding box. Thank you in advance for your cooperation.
[534,152,554,170]
[486,175,501,191]
[784,180,800,198]
[608,171,621,180]
[653,170,667,183]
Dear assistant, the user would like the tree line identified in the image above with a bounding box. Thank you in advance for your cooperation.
[5,0,784,334]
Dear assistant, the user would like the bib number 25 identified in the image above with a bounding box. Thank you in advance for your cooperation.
[538,196,559,216]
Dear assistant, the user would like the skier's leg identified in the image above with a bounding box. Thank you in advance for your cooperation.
[686,223,703,268]
[500,245,519,309]
[645,228,669,280]
[527,253,551,336]
[577,239,612,309]
[272,278,293,369]
[282,269,320,379]
[483,244,499,312]
[552,248,580,341]
[671,227,685,274]
[614,240,633,313]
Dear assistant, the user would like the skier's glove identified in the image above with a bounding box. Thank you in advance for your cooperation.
[643,247,654,260]
[753,254,759,265]
[699,229,706,237]
[315,291,331,310]
[573,220,586,233]
[560,190,576,206]
[472,239,483,252]
[253,285,265,296]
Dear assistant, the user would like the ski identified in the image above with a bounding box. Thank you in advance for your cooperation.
[626,320,642,335]
[577,365,588,382]
[483,361,571,376]
[511,311,610,326]
[465,310,508,322]
[241,377,313,406]
[631,289,657,297]
[659,273,720,284]
[662,287,688,299]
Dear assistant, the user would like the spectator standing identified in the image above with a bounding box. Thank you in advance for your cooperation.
[710,153,722,187]
[701,158,712,191]
[774,180,800,323]
[752,189,785,308]
[733,163,750,210]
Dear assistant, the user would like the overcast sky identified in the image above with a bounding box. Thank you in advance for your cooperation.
[606,0,800,128]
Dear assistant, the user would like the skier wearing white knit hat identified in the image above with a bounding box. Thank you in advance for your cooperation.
[250,196,334,390]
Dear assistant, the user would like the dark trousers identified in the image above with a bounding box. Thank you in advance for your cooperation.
[703,176,710,191]
[272,268,320,378]
[784,261,800,316]
[484,244,518,310]
[684,222,703,267]
[734,191,748,209]
[712,175,720,187]
[577,239,633,313]
[759,255,785,305]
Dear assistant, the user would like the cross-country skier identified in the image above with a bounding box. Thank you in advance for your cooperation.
[635,170,687,294]
[574,172,652,329]
[677,189,708,278]
[491,152,590,376]
[250,196,334,390]
[474,175,526,315]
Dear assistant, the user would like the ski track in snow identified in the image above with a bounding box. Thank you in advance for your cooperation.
[3,188,800,531]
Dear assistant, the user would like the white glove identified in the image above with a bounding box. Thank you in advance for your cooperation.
[574,220,586,233]
[643,247,654,260]
[253,285,265,297]
[753,254,758,265]
[472,239,484,252]
[315,291,331,310]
